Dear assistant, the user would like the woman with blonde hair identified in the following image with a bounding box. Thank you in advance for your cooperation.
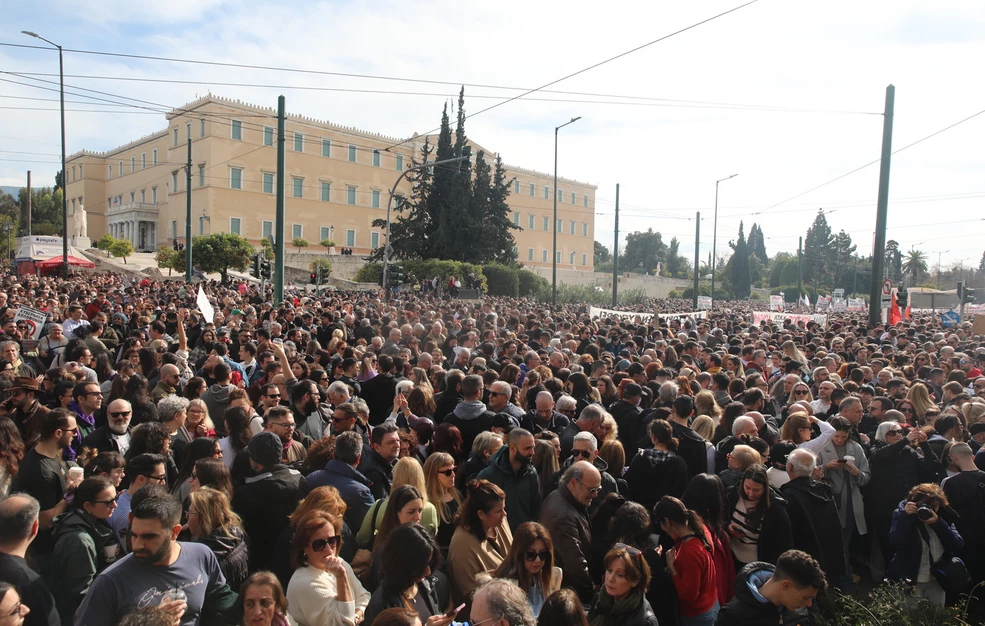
[781,340,808,372]
[779,412,814,445]
[186,486,249,589]
[787,381,813,406]
[720,445,763,492]
[186,398,216,439]
[599,440,626,479]
[690,415,718,474]
[905,382,936,424]
[599,412,619,445]
[694,391,721,424]
[960,401,985,429]
[357,457,438,547]
[423,452,462,555]
[409,367,433,392]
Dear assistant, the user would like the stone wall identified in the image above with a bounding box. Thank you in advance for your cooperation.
[528,266,692,299]
[282,252,367,281]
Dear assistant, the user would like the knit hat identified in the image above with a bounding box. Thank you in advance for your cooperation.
[248,432,282,467]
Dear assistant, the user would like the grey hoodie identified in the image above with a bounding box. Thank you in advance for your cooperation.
[203,383,236,435]
[453,400,490,420]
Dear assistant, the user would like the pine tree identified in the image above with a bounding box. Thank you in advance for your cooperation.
[371,137,434,260]
[666,237,682,277]
[803,209,833,285]
[748,223,769,265]
[483,153,520,265]
[729,222,751,298]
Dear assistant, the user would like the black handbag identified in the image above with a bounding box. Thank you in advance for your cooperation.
[932,556,972,595]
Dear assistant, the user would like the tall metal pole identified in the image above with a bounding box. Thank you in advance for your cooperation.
[869,85,895,327]
[852,256,858,295]
[710,174,737,308]
[22,32,68,274]
[26,171,32,237]
[275,96,286,303]
[693,212,700,310]
[611,184,619,308]
[184,135,192,282]
[552,117,581,307]
[798,236,803,302]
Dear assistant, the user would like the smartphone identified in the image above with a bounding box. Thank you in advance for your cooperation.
[446,603,466,618]
[837,458,848,464]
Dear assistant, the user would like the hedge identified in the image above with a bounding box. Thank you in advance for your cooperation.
[518,270,548,297]
[482,264,519,297]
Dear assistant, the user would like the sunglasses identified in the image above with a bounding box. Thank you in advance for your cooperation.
[309,536,341,552]
[886,429,903,436]
[110,411,132,418]
[570,449,593,459]
[613,542,642,556]
[524,549,551,562]
[437,469,455,477]
[794,390,809,395]
[93,494,120,506]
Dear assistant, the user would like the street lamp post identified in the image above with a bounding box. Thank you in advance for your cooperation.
[553,116,581,307]
[710,173,738,308]
[23,31,69,277]
[937,250,950,291]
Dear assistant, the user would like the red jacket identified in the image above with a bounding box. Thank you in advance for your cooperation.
[672,530,719,617]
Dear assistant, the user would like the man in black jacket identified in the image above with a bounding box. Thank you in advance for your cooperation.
[780,449,848,589]
[716,550,826,626]
[667,395,710,479]
[0,494,59,626]
[357,423,400,500]
[609,383,644,452]
[81,398,133,455]
[432,370,465,426]
[360,354,398,425]
[232,432,309,572]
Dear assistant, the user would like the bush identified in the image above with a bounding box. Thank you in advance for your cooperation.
[482,264,519,297]
[668,290,682,299]
[749,292,762,300]
[518,270,548,297]
[815,582,973,626]
[681,285,711,300]
[354,262,382,284]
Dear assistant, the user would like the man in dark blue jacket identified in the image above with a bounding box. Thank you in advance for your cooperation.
[716,550,826,626]
[477,429,540,533]
[306,431,375,531]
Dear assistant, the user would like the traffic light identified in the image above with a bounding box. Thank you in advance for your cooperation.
[250,254,260,278]
[260,259,271,280]
[897,287,908,308]
[310,272,317,284]
[320,266,331,284]
[964,286,977,304]
[389,264,405,286]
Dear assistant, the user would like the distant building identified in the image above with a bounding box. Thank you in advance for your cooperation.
[64,95,596,270]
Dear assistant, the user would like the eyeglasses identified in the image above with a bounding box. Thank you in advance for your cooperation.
[2,602,24,618]
[900,407,915,413]
[309,535,341,552]
[570,449,593,459]
[469,615,503,626]
[577,479,601,495]
[93,495,120,506]
[437,469,455,477]
[613,542,642,556]
[143,474,167,484]
[82,391,102,397]
[524,549,551,562]
[271,422,296,429]
[110,411,132,418]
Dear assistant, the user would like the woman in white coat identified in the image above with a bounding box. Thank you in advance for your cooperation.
[815,415,870,571]
[287,512,370,626]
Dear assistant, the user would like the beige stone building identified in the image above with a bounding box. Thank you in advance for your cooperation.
[64,96,596,270]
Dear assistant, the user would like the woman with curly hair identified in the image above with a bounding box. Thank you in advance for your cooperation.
[0,417,24,497]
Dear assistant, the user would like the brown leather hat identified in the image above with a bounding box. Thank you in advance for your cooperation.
[8,377,41,393]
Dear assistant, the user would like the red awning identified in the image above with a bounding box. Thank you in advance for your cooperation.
[36,255,96,269]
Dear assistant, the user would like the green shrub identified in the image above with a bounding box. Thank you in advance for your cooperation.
[354,262,382,284]
[668,290,682,299]
[681,284,711,300]
[749,292,762,300]
[482,264,519,297]
[814,581,973,626]
[518,270,548,297]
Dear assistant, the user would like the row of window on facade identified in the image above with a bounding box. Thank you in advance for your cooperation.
[518,247,589,266]
[104,149,160,180]
[173,217,377,249]
[227,167,390,207]
[511,179,590,207]
[512,212,590,237]
[106,187,158,208]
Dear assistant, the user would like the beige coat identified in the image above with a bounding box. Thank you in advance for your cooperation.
[447,522,513,603]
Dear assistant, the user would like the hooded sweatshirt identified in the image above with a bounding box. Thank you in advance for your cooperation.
[51,508,116,625]
[716,562,809,626]
[623,447,690,512]
[444,399,494,452]
[203,382,235,435]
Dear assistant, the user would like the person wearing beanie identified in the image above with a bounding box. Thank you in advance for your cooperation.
[232,432,309,571]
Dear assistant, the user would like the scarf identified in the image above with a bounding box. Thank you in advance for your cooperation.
[589,588,644,626]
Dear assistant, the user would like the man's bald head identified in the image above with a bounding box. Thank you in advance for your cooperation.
[535,391,555,412]
[0,494,40,545]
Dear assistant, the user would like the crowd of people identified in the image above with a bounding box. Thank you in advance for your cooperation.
[0,269,983,626]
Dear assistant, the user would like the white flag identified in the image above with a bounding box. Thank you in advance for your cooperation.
[197,286,215,324]
[802,294,810,308]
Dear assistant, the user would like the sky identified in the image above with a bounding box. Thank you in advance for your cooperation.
[1,0,984,272]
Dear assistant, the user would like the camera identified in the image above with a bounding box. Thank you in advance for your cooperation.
[916,503,935,521]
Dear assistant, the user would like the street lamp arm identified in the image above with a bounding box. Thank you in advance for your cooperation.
[382,153,473,289]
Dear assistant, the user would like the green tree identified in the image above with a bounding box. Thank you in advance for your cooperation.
[155,245,185,276]
[666,237,683,278]
[622,228,666,274]
[108,238,135,264]
[320,238,336,253]
[803,209,833,286]
[192,233,254,283]
[829,230,856,290]
[594,241,611,264]
[979,250,985,272]
[260,237,274,260]
[478,153,520,265]
[293,237,309,253]
[371,137,434,261]
[0,215,18,260]
[748,223,769,266]
[96,234,117,251]
[729,222,751,298]
[903,248,928,284]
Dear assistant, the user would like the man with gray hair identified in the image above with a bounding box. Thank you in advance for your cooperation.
[715,415,759,473]
[470,578,536,626]
[559,404,605,462]
[158,394,192,465]
[0,493,59,626]
[540,461,601,602]
[780,448,848,588]
[549,430,619,512]
[487,380,523,426]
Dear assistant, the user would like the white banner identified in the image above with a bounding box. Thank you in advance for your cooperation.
[752,311,828,327]
[659,311,709,322]
[589,306,654,323]
[769,295,784,312]
[197,286,215,324]
[13,306,48,340]
[817,295,832,309]
[697,296,712,310]
[848,298,866,311]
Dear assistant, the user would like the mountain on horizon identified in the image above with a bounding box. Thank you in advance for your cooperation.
[0,186,21,197]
